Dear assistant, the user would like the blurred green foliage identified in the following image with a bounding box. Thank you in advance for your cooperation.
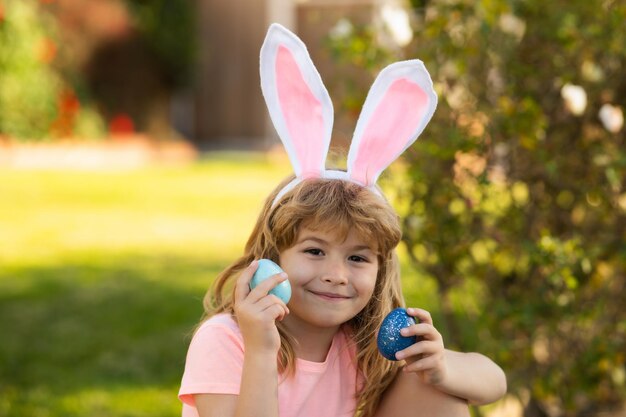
[0,0,196,141]
[124,0,197,88]
[0,0,61,139]
[0,0,105,141]
[328,1,626,416]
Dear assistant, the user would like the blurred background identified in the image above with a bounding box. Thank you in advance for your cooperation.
[1,0,625,416]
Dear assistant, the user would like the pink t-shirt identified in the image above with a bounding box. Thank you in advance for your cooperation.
[179,314,362,417]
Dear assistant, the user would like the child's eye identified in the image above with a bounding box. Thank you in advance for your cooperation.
[349,255,368,263]
[304,248,324,256]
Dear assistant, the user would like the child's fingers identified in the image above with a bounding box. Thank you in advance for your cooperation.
[247,272,289,303]
[403,354,443,374]
[400,322,442,342]
[406,307,433,325]
[260,301,290,322]
[254,294,290,316]
[395,340,441,361]
[234,260,258,304]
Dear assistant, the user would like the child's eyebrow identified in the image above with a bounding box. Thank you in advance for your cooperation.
[297,236,328,245]
[298,236,375,251]
[352,245,375,252]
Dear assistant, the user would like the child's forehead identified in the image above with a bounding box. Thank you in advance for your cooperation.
[296,224,377,248]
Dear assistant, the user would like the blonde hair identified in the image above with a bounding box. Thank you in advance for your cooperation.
[204,176,405,417]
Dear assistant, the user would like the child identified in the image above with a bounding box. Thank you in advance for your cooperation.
[178,24,506,417]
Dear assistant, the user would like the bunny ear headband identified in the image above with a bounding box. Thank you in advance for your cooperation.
[260,23,437,204]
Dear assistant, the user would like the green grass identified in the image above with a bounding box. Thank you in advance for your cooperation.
[0,153,437,417]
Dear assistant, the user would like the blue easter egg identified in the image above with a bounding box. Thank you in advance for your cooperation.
[250,259,292,304]
[377,308,418,361]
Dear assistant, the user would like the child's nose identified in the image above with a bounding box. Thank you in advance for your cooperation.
[322,260,349,285]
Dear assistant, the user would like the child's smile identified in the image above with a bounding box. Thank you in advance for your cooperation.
[278,227,379,331]
[308,290,352,302]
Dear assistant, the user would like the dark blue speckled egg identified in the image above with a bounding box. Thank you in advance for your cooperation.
[377,308,418,361]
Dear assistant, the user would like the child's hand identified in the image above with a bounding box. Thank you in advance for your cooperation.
[394,308,448,387]
[234,260,290,355]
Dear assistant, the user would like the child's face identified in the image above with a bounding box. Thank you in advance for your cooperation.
[278,226,379,331]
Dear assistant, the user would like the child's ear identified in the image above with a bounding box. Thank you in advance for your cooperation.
[260,23,334,179]
[347,60,438,186]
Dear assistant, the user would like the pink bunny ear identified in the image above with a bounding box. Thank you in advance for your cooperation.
[347,60,437,186]
[260,24,334,179]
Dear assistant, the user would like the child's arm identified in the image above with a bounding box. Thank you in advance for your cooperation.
[195,350,280,417]
[436,349,507,405]
[195,350,281,417]
[395,308,507,405]
[195,262,290,417]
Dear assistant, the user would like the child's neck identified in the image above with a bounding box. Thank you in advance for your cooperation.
[282,317,340,363]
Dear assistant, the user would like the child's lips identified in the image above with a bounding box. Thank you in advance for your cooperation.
[309,290,351,301]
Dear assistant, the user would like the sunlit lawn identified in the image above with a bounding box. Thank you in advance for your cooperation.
[0,153,438,417]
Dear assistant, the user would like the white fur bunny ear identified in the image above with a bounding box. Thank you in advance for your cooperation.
[260,23,334,179]
[347,60,437,186]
